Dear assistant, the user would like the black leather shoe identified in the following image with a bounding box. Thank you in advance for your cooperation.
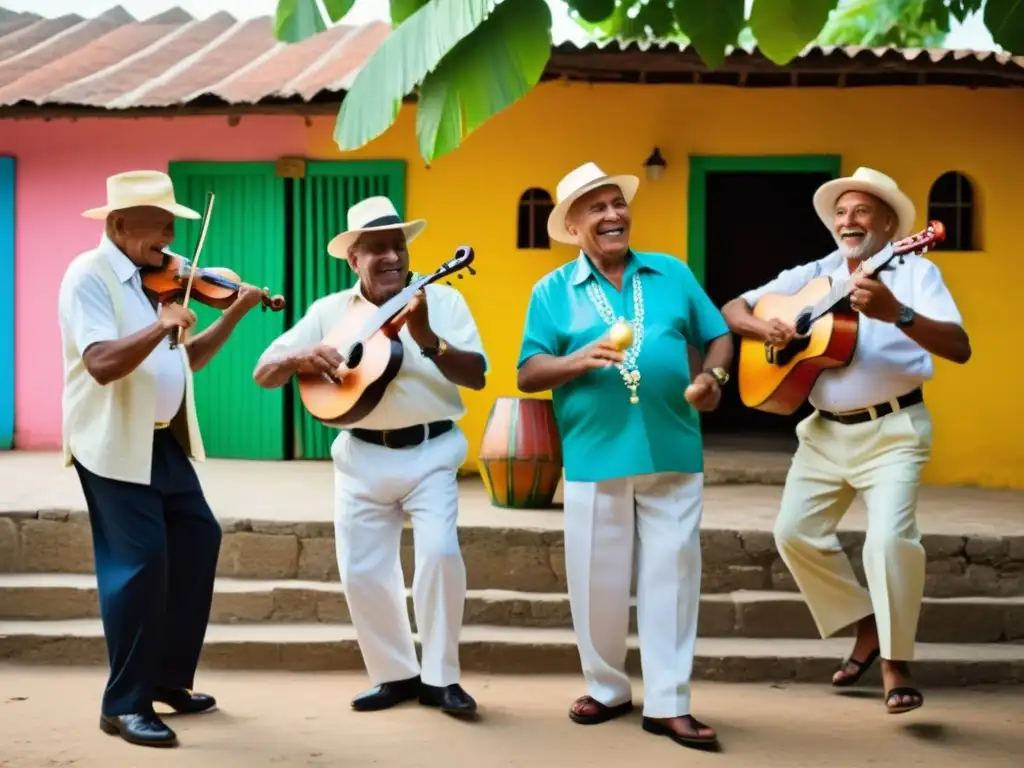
[99,713,178,748]
[153,687,218,715]
[351,676,421,712]
[419,683,478,716]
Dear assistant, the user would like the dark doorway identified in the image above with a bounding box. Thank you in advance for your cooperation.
[699,170,839,438]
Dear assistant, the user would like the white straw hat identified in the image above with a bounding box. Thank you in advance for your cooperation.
[547,162,639,244]
[327,196,427,258]
[813,167,916,240]
[82,170,200,220]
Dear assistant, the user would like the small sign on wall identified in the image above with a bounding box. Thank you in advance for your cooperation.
[275,157,306,179]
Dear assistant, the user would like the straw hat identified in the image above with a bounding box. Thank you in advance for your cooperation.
[547,162,640,245]
[327,196,426,258]
[82,170,200,220]
[813,167,916,240]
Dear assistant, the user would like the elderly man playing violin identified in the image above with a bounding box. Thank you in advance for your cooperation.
[254,196,488,717]
[58,170,266,749]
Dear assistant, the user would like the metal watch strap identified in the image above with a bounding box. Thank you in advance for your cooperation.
[704,367,729,386]
[421,337,446,358]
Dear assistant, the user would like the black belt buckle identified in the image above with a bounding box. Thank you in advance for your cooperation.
[822,389,922,425]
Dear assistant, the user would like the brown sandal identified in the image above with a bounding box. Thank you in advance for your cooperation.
[642,715,720,750]
[568,695,634,725]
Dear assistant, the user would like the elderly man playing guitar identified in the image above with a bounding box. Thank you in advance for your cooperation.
[253,196,487,717]
[721,167,971,715]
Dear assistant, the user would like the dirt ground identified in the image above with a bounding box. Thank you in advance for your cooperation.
[0,667,1021,767]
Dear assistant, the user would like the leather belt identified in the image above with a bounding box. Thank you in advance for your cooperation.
[819,389,923,425]
[350,420,453,449]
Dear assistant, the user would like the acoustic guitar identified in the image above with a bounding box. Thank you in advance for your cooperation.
[738,221,946,415]
[298,246,477,427]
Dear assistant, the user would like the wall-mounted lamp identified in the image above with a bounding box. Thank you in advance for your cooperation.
[643,147,667,181]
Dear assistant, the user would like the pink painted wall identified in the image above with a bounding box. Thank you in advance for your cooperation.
[0,115,311,448]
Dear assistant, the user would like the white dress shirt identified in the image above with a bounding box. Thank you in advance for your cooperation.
[741,244,963,413]
[59,235,186,423]
[258,281,488,431]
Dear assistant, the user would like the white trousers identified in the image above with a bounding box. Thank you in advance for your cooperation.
[331,425,468,687]
[774,402,932,661]
[563,471,704,718]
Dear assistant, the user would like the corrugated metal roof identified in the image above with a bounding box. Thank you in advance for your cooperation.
[0,6,389,109]
[0,6,1020,112]
[553,35,1024,72]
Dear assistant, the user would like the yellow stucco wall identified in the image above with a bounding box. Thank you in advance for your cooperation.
[306,81,1023,490]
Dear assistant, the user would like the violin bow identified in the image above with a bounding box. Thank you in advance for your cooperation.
[170,191,216,349]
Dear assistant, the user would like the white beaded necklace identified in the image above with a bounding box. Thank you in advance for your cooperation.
[585,273,646,403]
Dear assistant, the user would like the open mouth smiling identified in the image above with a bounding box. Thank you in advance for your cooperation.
[598,226,625,237]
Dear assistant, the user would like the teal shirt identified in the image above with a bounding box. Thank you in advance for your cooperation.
[517,251,729,483]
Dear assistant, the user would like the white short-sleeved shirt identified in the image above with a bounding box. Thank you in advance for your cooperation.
[258,281,488,431]
[740,244,963,413]
[57,235,186,423]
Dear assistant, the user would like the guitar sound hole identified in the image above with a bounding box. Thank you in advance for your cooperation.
[345,342,363,369]
[794,308,813,336]
[773,336,811,367]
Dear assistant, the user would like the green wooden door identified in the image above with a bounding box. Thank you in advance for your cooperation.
[291,160,407,459]
[167,162,288,460]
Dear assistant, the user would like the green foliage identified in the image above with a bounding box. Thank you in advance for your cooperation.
[273,0,325,44]
[272,0,1019,164]
[390,0,431,27]
[322,0,357,23]
[985,0,1024,54]
[415,0,552,163]
[818,0,951,48]
[673,0,746,69]
[749,0,841,63]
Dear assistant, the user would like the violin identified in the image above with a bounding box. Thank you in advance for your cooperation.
[141,249,287,313]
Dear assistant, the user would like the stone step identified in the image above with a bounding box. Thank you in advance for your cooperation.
[2,575,1021,644]
[1,619,1021,686]
[2,511,1021,598]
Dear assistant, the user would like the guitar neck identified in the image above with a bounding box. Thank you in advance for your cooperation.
[806,245,897,322]
[357,274,443,342]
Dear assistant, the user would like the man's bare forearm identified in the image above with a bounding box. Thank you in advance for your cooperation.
[434,347,486,390]
[82,322,168,385]
[900,314,971,364]
[517,354,584,393]
[186,303,246,372]
[703,333,734,371]
[722,298,774,341]
[253,351,304,389]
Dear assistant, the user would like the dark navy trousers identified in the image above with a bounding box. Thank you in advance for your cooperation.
[73,429,222,716]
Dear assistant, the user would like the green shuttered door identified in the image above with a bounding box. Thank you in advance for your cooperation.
[292,160,406,459]
[166,159,406,461]
[168,162,287,460]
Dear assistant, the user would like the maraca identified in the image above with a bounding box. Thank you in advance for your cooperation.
[608,319,634,351]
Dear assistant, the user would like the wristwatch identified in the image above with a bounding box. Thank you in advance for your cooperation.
[896,305,916,328]
[421,337,448,359]
[704,367,730,387]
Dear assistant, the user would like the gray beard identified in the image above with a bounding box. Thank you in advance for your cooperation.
[835,231,883,261]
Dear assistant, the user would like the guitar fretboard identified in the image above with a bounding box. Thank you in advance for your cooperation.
[806,246,891,323]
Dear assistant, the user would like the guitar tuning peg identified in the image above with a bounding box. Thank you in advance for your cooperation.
[468,266,477,275]
[457,273,464,279]
[446,280,453,286]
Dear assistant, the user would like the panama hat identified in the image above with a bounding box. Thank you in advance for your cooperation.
[82,170,201,220]
[327,196,427,258]
[813,167,916,240]
[547,162,640,245]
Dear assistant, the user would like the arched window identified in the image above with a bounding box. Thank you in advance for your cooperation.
[517,188,554,249]
[927,171,977,251]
